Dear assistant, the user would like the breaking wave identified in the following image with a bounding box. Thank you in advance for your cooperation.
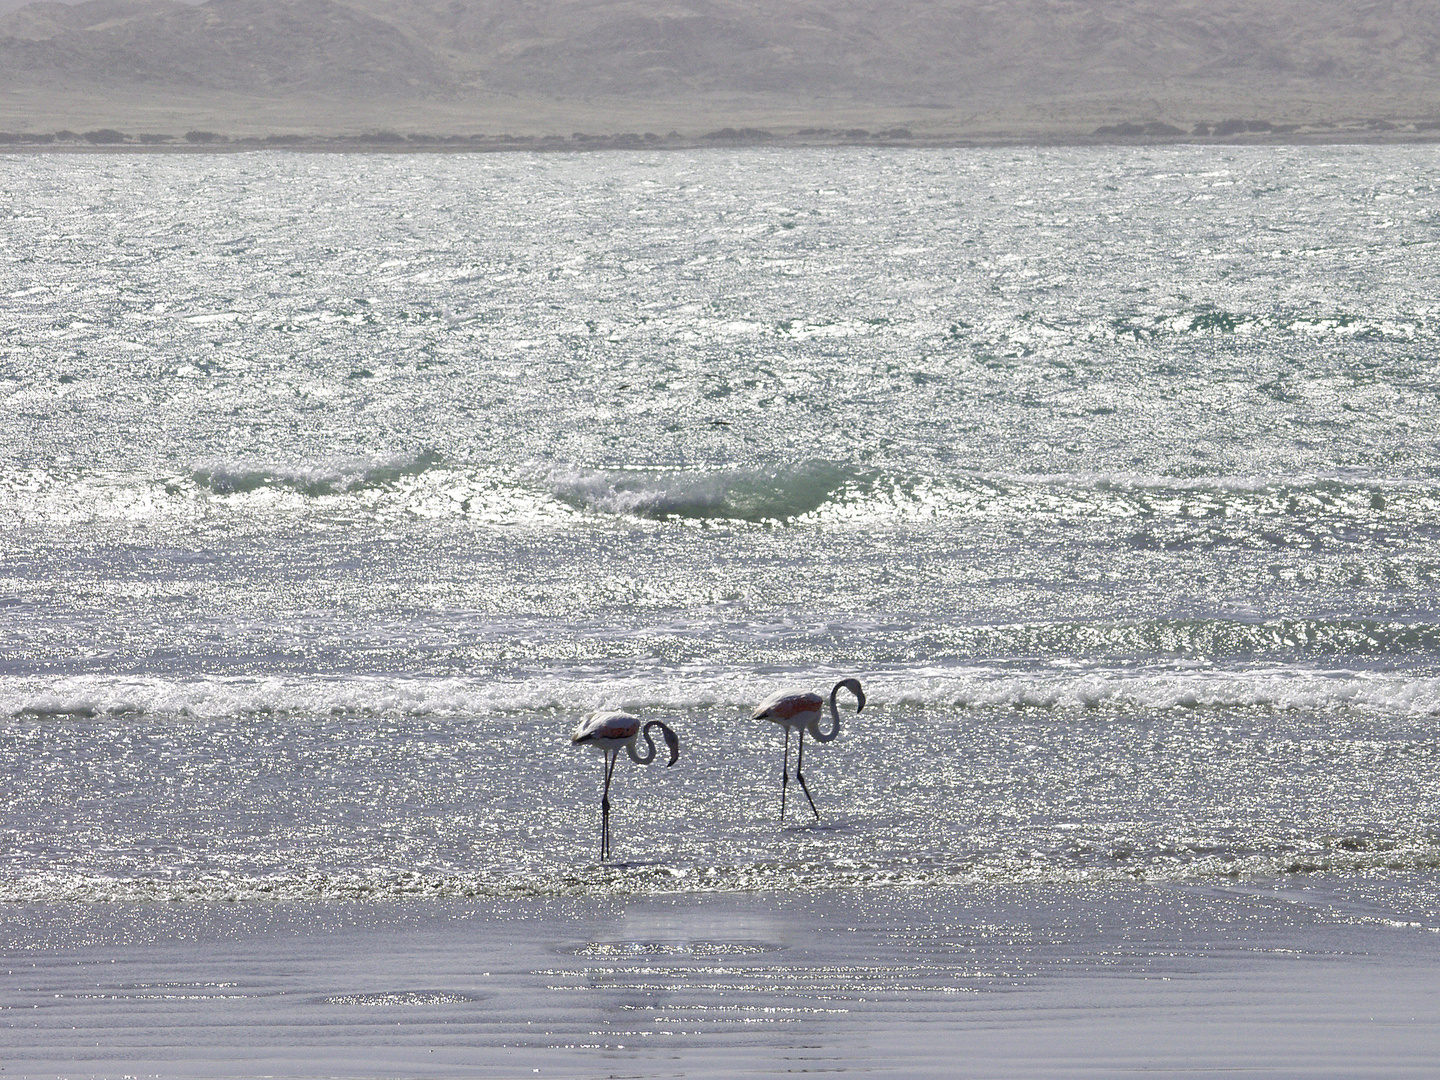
[190,449,445,497]
[539,461,860,522]
[5,457,1434,533]
[11,661,1440,721]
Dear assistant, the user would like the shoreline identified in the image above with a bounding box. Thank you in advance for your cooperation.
[6,877,1440,1078]
[4,119,1439,154]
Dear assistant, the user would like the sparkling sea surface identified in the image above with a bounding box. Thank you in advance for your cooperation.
[4,144,1440,903]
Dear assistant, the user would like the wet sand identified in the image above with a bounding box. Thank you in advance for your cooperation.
[6,878,1440,1078]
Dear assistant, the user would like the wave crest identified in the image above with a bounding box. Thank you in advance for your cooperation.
[191,449,444,497]
[539,460,859,522]
[12,663,1440,721]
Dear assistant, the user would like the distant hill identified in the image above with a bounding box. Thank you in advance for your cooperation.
[1,0,448,94]
[2,0,1439,141]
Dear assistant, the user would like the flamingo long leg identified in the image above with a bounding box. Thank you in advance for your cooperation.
[780,726,791,821]
[794,728,820,820]
[600,749,618,861]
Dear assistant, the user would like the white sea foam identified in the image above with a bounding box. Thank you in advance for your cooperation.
[537,461,855,522]
[2,454,1428,534]
[9,665,1440,721]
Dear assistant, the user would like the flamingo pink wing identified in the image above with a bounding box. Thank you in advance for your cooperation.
[571,710,640,744]
[752,691,823,721]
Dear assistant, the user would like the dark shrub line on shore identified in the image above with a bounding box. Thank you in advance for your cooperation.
[0,127,914,147]
[3,118,1439,150]
[1094,117,1434,138]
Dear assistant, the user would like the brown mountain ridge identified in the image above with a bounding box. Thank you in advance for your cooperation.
[2,0,1439,141]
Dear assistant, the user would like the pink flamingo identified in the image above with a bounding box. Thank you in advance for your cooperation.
[751,678,865,821]
[570,710,681,861]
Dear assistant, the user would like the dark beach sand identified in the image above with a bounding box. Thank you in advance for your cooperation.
[6,877,1440,1078]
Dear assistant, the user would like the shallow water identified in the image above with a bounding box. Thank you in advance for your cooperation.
[6,881,1440,1078]
[4,145,1440,900]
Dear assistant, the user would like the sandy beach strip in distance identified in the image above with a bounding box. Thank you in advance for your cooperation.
[5,877,1440,1079]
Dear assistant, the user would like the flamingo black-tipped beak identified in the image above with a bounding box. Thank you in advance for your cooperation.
[844,678,866,712]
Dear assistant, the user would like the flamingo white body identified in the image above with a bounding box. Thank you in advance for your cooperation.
[751,678,865,821]
[570,710,680,861]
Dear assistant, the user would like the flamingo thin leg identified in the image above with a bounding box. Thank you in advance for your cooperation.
[780,727,791,821]
[600,750,618,861]
[795,729,820,820]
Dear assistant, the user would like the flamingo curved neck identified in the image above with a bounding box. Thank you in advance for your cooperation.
[625,720,681,765]
[812,678,863,742]
[625,733,657,764]
[810,703,841,742]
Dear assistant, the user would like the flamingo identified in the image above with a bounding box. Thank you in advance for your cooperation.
[751,678,865,822]
[570,710,681,861]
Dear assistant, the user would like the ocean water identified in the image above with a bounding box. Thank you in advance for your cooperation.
[4,144,1440,905]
